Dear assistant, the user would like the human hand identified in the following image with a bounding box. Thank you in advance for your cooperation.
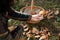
[28,14,44,23]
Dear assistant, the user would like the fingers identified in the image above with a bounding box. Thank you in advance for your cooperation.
[28,14,44,23]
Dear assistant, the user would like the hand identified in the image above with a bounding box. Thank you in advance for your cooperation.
[28,14,44,23]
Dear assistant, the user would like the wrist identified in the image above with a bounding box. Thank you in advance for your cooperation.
[27,15,32,21]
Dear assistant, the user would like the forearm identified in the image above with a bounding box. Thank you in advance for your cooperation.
[7,7,31,21]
